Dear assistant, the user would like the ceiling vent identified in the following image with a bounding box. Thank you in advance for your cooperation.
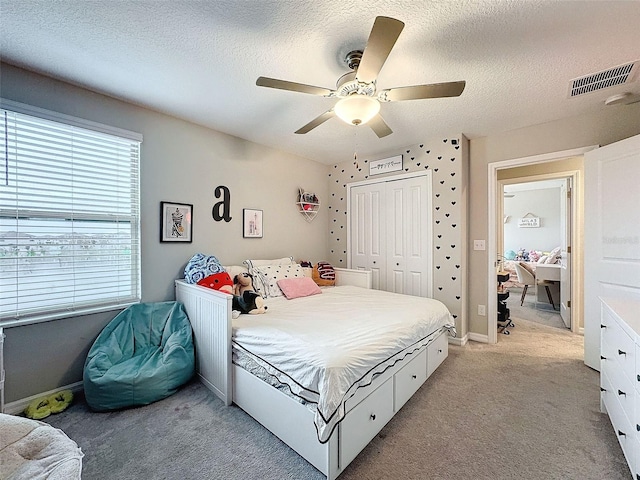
[568,61,639,98]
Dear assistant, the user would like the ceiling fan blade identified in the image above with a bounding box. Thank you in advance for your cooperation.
[379,81,466,102]
[256,77,335,97]
[367,113,393,138]
[356,16,405,84]
[295,110,336,134]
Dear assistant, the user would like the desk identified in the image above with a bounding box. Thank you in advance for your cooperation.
[535,264,560,309]
[535,263,560,281]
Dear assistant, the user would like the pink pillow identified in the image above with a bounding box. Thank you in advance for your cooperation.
[277,277,322,299]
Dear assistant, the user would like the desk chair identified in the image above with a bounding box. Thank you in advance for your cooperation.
[514,262,555,309]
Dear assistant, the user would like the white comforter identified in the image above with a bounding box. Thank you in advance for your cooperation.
[232,285,455,443]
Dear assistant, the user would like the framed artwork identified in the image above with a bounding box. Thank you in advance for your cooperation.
[243,208,263,238]
[160,202,193,243]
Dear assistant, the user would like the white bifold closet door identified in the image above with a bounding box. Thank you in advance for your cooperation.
[350,174,432,297]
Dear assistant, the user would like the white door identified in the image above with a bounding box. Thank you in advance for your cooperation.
[386,176,431,296]
[350,182,386,290]
[349,174,432,297]
[584,134,640,370]
[559,178,571,329]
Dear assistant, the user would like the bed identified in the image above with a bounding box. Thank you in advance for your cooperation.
[175,266,455,480]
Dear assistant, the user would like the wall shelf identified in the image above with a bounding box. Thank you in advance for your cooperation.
[297,189,319,222]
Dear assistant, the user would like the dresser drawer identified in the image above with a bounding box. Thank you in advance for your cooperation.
[340,377,394,468]
[607,357,635,423]
[605,382,636,470]
[602,333,636,385]
[427,332,448,378]
[394,348,427,411]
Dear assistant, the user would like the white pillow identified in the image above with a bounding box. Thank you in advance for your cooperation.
[253,264,305,298]
[224,265,249,281]
[243,257,294,269]
[243,257,295,296]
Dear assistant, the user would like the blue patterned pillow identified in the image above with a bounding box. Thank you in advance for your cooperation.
[184,253,224,284]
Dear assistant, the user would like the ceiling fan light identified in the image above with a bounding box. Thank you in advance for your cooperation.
[334,95,380,126]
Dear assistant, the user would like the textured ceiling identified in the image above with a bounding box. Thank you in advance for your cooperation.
[1,0,639,165]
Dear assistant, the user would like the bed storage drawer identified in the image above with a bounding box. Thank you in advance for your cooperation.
[394,348,427,410]
[427,332,448,378]
[340,377,394,469]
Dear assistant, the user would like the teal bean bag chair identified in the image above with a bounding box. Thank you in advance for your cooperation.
[83,301,194,411]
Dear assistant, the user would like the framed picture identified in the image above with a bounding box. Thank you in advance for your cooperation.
[243,208,263,238]
[160,202,193,243]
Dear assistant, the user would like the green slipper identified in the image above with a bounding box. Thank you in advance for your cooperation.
[25,396,51,420]
[48,390,73,414]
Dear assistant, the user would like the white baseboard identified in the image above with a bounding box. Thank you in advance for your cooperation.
[468,332,489,343]
[3,381,84,415]
[448,334,468,346]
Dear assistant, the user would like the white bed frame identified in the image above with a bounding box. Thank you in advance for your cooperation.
[175,268,449,480]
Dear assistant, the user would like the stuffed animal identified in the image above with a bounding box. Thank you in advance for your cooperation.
[233,272,255,296]
[197,272,234,294]
[232,291,267,315]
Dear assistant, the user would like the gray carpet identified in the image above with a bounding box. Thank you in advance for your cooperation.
[506,286,566,330]
[43,319,630,480]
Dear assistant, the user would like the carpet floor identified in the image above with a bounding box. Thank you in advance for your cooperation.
[43,318,630,480]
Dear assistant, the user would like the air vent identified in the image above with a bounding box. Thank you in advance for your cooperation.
[568,61,639,97]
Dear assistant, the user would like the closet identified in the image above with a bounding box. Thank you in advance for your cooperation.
[348,173,432,297]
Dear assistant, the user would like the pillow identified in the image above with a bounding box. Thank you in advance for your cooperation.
[243,257,295,296]
[253,263,305,298]
[243,257,294,270]
[312,261,335,286]
[224,265,248,280]
[537,255,548,264]
[277,277,322,299]
[184,253,224,284]
[546,247,561,264]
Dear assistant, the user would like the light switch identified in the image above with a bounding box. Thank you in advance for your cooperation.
[474,240,486,251]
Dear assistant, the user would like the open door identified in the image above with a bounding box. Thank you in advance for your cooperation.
[559,178,571,328]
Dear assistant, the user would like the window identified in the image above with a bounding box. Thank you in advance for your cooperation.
[0,100,141,325]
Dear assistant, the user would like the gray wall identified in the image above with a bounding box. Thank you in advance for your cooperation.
[1,63,329,403]
[503,187,561,254]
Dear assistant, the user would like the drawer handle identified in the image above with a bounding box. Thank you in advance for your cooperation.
[438,349,443,354]
[637,424,639,432]
[600,356,607,360]
[600,324,607,328]
[637,374,640,382]
[617,389,626,397]
[412,374,417,379]
[617,430,626,437]
[600,387,606,392]
[617,349,626,356]
[370,414,376,421]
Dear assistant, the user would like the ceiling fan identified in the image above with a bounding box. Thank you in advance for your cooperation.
[256,16,465,138]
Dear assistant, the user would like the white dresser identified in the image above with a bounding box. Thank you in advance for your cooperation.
[600,298,640,479]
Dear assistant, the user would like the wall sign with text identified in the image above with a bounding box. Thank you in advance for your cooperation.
[369,155,403,175]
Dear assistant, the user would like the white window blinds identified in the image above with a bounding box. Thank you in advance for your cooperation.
[0,103,141,324]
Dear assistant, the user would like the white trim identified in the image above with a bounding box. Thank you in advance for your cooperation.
[487,146,597,344]
[468,332,489,343]
[0,98,143,141]
[448,333,468,346]
[3,381,84,415]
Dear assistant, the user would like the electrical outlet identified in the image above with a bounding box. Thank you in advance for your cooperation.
[473,240,485,251]
[478,305,486,316]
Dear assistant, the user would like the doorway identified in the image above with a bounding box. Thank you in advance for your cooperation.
[487,146,596,345]
[500,177,569,332]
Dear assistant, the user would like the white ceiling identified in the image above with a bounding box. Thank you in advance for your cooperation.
[1,0,639,165]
